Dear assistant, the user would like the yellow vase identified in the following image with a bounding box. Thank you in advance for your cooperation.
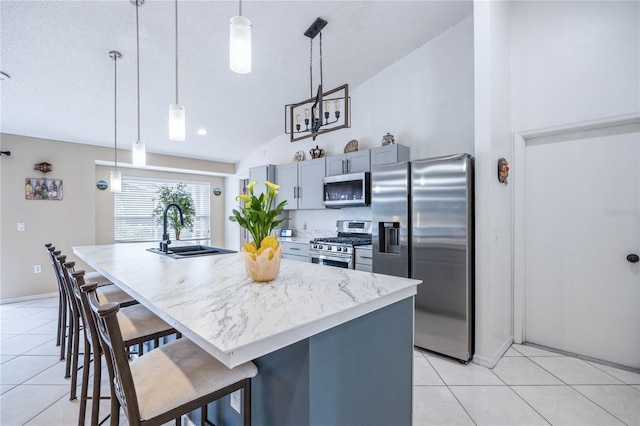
[242,245,283,282]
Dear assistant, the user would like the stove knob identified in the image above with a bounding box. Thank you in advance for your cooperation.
[313,244,317,249]
[327,246,332,251]
[343,247,348,252]
[319,245,323,250]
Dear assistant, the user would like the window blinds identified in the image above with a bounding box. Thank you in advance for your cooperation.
[114,176,210,242]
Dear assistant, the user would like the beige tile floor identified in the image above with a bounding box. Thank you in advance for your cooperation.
[2,296,639,425]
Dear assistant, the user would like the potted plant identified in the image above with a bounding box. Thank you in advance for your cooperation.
[152,182,195,240]
[229,181,288,281]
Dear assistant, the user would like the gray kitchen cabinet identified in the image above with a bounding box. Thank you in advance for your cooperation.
[249,164,275,197]
[355,246,373,272]
[275,163,297,209]
[325,150,371,176]
[370,144,410,167]
[282,241,310,262]
[275,157,326,210]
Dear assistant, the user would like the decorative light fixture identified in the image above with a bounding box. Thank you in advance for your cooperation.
[229,0,251,74]
[285,18,350,143]
[132,0,146,167]
[169,0,185,141]
[109,50,122,193]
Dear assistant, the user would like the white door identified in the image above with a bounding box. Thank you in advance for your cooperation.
[524,124,640,369]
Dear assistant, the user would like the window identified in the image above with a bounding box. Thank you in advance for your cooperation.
[114,176,210,243]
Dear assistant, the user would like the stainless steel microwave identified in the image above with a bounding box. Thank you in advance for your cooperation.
[322,172,371,208]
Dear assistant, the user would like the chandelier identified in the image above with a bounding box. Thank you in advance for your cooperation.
[285,18,350,143]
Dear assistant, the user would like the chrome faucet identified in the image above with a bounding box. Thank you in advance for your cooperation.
[159,203,184,253]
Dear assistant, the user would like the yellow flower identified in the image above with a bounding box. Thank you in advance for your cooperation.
[236,194,251,203]
[265,181,280,197]
[261,236,279,249]
[243,241,257,254]
[228,180,288,252]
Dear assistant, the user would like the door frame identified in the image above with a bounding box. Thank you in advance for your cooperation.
[512,112,640,344]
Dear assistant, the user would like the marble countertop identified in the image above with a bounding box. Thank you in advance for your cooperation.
[73,243,419,368]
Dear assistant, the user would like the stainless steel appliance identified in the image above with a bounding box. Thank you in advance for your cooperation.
[322,172,371,208]
[309,220,372,269]
[372,154,474,362]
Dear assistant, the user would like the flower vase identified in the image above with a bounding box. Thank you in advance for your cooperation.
[242,245,284,282]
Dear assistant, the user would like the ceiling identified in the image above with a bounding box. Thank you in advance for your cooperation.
[0,1,472,164]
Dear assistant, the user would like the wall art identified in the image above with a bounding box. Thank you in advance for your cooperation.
[25,177,63,200]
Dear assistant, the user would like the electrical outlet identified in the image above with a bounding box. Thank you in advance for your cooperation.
[230,390,241,414]
[17,222,25,231]
[34,265,41,274]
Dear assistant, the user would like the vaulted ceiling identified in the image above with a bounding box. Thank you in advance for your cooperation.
[1,1,473,164]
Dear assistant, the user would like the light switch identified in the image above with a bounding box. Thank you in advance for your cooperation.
[17,223,25,231]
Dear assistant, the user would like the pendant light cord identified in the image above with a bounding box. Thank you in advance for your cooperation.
[136,1,141,141]
[174,0,179,104]
[239,0,242,16]
[114,54,118,171]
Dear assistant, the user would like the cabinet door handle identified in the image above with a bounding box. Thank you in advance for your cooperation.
[342,159,346,174]
[290,247,301,251]
[346,158,350,173]
[359,256,373,259]
[293,187,297,198]
[297,186,301,198]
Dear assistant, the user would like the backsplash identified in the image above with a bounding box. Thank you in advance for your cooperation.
[287,207,373,237]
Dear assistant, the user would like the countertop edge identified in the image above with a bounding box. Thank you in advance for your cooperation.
[73,245,419,369]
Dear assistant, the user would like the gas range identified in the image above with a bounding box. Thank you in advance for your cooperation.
[309,220,372,269]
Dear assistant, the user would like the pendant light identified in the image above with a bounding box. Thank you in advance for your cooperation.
[168,0,185,141]
[109,51,122,193]
[132,0,146,167]
[230,0,251,74]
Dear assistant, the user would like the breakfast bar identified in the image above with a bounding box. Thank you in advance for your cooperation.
[73,243,420,425]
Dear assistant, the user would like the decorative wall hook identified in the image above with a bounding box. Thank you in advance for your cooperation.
[34,162,53,174]
[0,151,10,156]
[498,158,509,186]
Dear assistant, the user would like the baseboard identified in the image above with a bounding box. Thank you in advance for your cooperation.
[0,292,57,305]
[472,336,513,368]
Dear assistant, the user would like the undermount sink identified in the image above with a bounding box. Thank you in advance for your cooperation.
[147,245,236,259]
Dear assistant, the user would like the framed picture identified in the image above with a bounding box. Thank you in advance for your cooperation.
[26,177,63,200]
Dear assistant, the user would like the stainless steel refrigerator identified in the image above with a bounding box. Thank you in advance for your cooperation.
[372,154,474,362]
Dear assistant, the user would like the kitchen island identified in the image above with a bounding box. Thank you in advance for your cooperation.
[74,243,420,426]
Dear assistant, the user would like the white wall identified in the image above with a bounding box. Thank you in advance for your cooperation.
[226,15,475,249]
[510,0,640,131]
[472,0,514,367]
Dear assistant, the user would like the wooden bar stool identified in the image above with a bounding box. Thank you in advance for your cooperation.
[85,283,257,426]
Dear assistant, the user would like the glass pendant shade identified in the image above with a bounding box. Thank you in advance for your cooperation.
[169,104,186,141]
[132,139,146,167]
[110,170,122,193]
[230,15,252,74]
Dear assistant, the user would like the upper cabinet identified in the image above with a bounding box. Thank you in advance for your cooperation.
[370,144,410,167]
[249,164,276,197]
[275,158,326,210]
[325,150,371,176]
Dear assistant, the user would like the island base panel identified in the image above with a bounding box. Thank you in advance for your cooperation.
[192,297,414,425]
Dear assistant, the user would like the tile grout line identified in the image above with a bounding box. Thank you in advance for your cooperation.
[569,384,635,426]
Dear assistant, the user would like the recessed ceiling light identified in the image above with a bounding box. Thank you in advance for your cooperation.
[197,128,208,136]
[0,71,11,81]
